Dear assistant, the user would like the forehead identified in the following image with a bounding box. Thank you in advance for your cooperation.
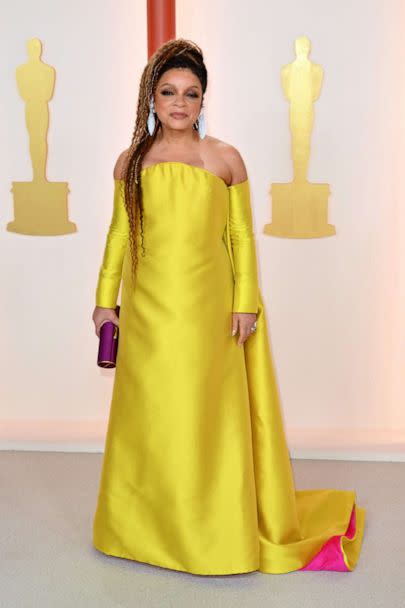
[156,68,201,88]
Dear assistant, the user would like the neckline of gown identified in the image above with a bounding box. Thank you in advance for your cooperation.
[115,161,248,190]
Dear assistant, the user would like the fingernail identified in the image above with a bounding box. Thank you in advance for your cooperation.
[231,329,237,336]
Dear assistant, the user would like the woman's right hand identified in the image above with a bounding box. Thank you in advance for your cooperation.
[92,306,120,338]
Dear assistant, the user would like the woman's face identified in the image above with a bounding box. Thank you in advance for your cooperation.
[153,68,203,132]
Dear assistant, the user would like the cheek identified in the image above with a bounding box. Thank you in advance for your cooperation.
[155,97,170,113]
[188,101,202,115]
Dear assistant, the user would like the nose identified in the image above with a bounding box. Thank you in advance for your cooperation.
[173,94,187,107]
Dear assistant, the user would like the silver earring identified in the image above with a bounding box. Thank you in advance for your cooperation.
[197,109,206,139]
[147,98,156,136]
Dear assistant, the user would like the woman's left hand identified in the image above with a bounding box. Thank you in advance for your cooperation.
[231,312,257,346]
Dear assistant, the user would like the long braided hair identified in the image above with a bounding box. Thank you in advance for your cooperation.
[120,38,208,283]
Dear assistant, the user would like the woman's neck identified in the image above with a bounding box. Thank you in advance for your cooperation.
[154,126,200,149]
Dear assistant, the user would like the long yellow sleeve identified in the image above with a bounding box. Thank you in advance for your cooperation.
[228,179,259,313]
[95,180,130,308]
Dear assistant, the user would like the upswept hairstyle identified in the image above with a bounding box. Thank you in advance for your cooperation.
[121,38,208,282]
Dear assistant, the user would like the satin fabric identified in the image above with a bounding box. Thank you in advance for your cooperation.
[93,161,366,575]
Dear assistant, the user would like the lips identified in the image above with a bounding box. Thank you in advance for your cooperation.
[171,113,187,118]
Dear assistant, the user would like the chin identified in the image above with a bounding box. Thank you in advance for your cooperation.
[168,122,192,130]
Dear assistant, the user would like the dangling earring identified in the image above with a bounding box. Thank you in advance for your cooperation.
[197,108,206,139]
[147,97,156,136]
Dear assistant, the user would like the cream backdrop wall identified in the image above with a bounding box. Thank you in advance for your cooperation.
[1,0,404,458]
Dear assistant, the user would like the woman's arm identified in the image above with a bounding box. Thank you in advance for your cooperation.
[225,146,259,314]
[95,155,130,309]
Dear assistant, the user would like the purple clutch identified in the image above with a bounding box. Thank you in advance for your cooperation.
[97,305,120,368]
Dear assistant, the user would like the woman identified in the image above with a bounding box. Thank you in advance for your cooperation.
[92,38,366,575]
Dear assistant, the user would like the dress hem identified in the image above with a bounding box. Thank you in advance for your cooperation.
[92,542,260,577]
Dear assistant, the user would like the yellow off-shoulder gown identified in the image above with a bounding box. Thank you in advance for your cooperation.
[93,161,366,575]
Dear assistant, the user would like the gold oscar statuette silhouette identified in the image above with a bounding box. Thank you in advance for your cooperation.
[264,36,335,238]
[7,38,76,236]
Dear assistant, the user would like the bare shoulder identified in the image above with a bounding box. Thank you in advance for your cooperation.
[205,136,248,185]
[221,143,248,185]
[113,148,130,180]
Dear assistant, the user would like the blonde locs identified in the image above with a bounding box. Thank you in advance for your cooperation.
[119,38,208,285]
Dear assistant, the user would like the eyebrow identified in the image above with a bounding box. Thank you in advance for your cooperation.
[158,83,200,89]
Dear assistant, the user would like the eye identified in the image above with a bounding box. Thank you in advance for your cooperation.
[160,89,199,98]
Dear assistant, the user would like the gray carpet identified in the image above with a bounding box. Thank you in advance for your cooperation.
[1,452,404,608]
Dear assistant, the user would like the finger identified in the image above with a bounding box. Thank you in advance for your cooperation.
[237,322,252,346]
[237,326,248,346]
[231,315,239,336]
[94,319,100,337]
